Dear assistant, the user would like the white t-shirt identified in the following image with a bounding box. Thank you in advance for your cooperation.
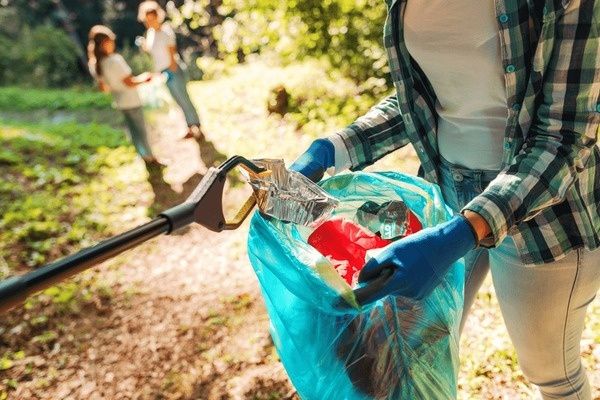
[145,24,177,72]
[100,54,142,110]
[404,0,507,170]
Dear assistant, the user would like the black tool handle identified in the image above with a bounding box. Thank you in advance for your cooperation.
[0,217,170,314]
[352,267,395,307]
[0,155,265,314]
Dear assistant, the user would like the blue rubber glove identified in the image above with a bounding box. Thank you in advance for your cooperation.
[357,215,477,304]
[289,139,335,182]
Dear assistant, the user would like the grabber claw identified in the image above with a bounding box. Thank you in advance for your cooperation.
[0,156,266,314]
[160,155,266,233]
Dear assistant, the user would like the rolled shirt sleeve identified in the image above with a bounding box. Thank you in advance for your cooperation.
[327,95,409,172]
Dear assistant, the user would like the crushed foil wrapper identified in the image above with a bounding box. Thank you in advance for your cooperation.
[356,200,410,240]
[243,159,339,226]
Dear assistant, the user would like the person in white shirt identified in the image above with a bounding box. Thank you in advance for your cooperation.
[87,25,160,165]
[137,1,204,141]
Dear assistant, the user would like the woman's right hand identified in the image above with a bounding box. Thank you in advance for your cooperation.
[98,80,110,93]
[134,36,146,51]
[289,139,335,182]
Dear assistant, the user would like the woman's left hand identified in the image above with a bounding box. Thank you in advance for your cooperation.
[357,215,478,304]
[289,138,336,182]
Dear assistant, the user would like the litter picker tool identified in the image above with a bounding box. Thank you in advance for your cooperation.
[0,156,392,314]
[0,156,264,314]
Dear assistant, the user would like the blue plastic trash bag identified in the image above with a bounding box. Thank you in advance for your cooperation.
[247,171,464,400]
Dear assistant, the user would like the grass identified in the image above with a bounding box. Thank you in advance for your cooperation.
[0,86,111,112]
[0,106,153,399]
[0,120,149,273]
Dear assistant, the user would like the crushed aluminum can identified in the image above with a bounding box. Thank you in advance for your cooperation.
[243,159,339,226]
[356,200,411,240]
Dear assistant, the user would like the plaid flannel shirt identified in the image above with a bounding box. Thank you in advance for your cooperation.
[330,0,600,264]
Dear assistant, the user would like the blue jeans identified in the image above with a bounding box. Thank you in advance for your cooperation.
[438,157,600,400]
[163,64,201,127]
[121,107,153,159]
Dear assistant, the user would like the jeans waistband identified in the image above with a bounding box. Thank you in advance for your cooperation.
[439,155,500,183]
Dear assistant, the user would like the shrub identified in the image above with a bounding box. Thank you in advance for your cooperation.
[278,61,389,137]
[121,44,154,76]
[0,24,81,87]
[207,0,389,85]
[22,25,81,87]
[166,0,389,86]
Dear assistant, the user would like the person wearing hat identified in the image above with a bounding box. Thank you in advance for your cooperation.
[291,0,599,398]
[88,25,161,165]
[137,1,204,140]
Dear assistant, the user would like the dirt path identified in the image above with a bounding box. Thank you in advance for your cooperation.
[32,223,294,400]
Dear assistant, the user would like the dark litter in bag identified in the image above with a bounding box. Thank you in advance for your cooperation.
[247,169,464,400]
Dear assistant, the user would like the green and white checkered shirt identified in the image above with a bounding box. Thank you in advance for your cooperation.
[331,0,600,264]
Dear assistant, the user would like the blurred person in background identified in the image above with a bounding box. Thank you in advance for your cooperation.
[137,1,204,141]
[88,25,161,166]
[291,0,600,398]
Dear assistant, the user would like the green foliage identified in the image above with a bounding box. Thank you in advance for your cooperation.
[5,0,110,51]
[31,330,59,345]
[0,5,23,37]
[286,0,388,83]
[0,351,24,373]
[121,45,154,76]
[268,61,389,137]
[0,87,111,111]
[21,25,81,87]
[287,79,384,133]
[0,357,13,371]
[204,0,389,85]
[3,0,390,90]
[0,120,142,271]
[0,24,81,87]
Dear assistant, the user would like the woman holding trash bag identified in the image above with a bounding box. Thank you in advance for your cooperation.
[291,0,600,398]
[88,25,161,166]
[137,1,204,140]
